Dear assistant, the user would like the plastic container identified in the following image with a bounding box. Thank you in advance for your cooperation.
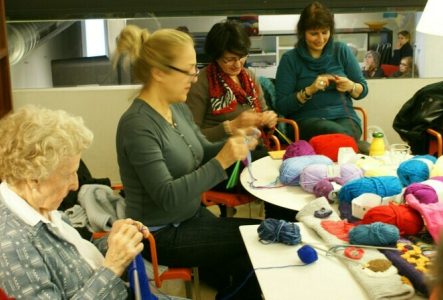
[369,132,385,157]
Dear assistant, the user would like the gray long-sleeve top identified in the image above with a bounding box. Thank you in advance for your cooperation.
[116,99,227,227]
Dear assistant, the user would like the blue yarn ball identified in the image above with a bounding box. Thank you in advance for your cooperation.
[397,155,437,186]
[257,219,302,245]
[297,245,318,264]
[349,222,399,246]
[279,155,333,186]
[338,176,402,203]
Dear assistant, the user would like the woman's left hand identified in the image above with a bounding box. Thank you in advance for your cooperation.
[261,110,278,128]
[334,76,354,93]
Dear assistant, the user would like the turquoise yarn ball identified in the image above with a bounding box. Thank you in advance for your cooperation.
[349,222,399,246]
[338,176,402,203]
[397,155,437,186]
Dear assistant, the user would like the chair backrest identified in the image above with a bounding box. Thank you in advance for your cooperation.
[0,287,14,300]
[380,64,399,77]
[353,106,368,141]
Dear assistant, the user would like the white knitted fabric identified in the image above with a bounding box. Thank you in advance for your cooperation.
[297,197,415,300]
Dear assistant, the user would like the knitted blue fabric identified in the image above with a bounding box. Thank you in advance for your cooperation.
[349,222,399,246]
[128,254,157,300]
[279,155,333,185]
[338,176,403,203]
[397,155,437,186]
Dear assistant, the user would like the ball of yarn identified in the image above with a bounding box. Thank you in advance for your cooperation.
[297,245,318,264]
[404,177,443,204]
[431,156,443,177]
[397,155,437,187]
[349,222,399,246]
[279,155,333,186]
[309,133,358,162]
[300,163,363,193]
[283,140,316,160]
[257,218,302,245]
[313,179,341,202]
[361,204,424,235]
[338,176,403,203]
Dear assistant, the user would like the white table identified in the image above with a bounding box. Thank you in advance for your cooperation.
[240,224,369,300]
[240,156,315,211]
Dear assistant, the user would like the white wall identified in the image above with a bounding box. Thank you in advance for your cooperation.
[12,77,442,184]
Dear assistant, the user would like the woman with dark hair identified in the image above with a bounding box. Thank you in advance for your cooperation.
[362,50,385,78]
[275,1,368,143]
[187,20,277,143]
[186,20,294,220]
[390,30,413,66]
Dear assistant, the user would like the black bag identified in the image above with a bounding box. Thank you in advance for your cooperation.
[393,81,443,155]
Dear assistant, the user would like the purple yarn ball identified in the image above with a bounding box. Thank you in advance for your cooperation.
[313,178,335,201]
[283,140,316,160]
[404,177,443,204]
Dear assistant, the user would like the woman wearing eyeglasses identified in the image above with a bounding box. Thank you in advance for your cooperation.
[390,56,418,78]
[113,25,262,300]
[186,20,296,221]
[187,20,278,143]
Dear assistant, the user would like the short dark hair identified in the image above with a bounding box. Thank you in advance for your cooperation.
[204,20,251,61]
[297,1,335,44]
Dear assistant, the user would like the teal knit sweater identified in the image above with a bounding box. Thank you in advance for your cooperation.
[275,40,368,126]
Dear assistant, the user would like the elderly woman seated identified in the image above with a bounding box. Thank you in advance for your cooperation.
[0,105,149,299]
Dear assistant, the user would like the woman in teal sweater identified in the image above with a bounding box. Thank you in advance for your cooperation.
[275,1,368,142]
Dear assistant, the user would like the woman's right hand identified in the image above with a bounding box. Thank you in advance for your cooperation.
[102,219,146,277]
[230,110,262,133]
[215,135,251,169]
[308,74,337,94]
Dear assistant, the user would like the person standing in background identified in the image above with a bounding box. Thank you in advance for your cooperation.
[390,30,413,66]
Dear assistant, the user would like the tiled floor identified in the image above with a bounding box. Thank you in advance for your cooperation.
[155,200,264,300]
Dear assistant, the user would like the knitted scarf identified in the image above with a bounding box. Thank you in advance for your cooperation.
[207,62,261,115]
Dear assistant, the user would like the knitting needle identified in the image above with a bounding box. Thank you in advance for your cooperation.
[304,242,362,265]
[328,244,399,251]
[274,127,293,145]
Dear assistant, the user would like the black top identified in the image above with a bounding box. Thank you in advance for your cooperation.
[390,42,413,65]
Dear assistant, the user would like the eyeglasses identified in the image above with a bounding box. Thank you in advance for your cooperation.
[400,63,408,67]
[221,55,248,65]
[167,65,200,78]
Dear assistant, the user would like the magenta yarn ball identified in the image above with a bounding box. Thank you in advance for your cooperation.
[283,140,316,160]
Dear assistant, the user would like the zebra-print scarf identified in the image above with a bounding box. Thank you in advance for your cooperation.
[207,63,261,115]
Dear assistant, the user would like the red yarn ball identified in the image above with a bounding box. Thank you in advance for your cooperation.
[361,203,424,236]
[309,133,358,162]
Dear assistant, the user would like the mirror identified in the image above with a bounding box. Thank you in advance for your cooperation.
[8,9,435,89]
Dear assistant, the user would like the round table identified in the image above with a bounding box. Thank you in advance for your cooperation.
[239,156,315,211]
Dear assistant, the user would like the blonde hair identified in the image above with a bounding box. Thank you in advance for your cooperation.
[113,25,194,84]
[0,105,93,185]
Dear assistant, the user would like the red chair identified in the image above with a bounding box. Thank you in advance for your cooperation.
[108,185,201,299]
[92,229,200,300]
[0,288,14,300]
[353,106,368,142]
[201,118,299,216]
[426,128,442,157]
[380,64,399,77]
